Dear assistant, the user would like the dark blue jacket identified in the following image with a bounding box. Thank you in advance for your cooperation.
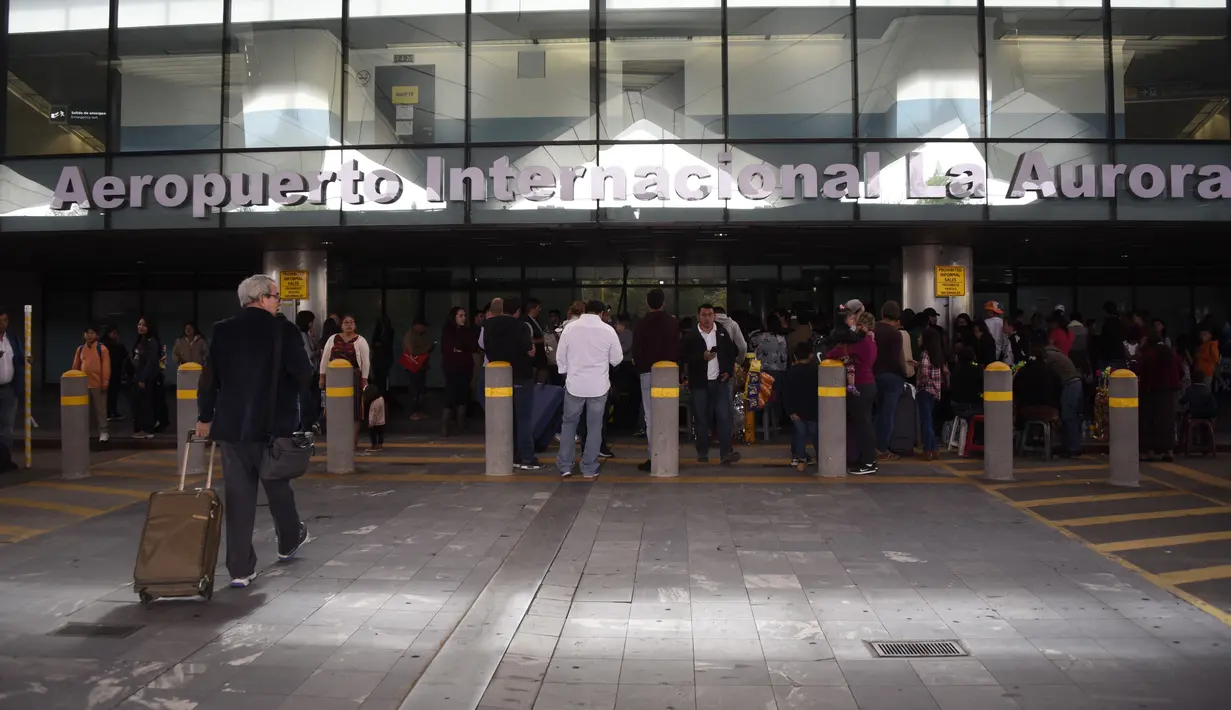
[1,329,24,397]
[198,308,313,442]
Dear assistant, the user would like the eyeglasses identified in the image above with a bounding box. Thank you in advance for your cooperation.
[264,293,282,302]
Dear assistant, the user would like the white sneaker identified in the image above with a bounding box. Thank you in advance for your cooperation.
[99,433,109,443]
[229,574,256,588]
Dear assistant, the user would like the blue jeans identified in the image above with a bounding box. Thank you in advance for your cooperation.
[790,418,818,460]
[557,392,608,476]
[874,372,905,452]
[512,380,535,463]
[917,390,937,452]
[1060,379,1083,455]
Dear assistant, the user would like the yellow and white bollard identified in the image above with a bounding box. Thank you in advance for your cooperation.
[1108,369,1140,488]
[60,370,90,479]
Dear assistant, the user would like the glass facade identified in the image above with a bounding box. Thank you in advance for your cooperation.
[2,0,1230,229]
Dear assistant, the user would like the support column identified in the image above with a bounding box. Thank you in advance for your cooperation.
[263,250,328,323]
[901,245,974,331]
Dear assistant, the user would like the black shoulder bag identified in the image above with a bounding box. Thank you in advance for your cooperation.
[259,323,315,480]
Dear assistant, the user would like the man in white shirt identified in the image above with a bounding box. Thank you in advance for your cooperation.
[0,307,26,472]
[555,301,623,478]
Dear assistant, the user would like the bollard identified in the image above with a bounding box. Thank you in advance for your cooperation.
[60,371,90,480]
[177,364,205,475]
[325,359,355,474]
[817,359,847,478]
[983,362,1014,482]
[650,362,680,478]
[485,362,514,476]
[1108,369,1140,488]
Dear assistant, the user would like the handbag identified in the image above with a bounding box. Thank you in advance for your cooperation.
[400,349,429,373]
[259,323,315,481]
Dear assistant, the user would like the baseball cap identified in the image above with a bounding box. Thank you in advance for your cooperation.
[844,299,865,313]
[984,300,1004,315]
[921,307,939,317]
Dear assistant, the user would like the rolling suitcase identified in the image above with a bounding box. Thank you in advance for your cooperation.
[133,433,222,603]
[889,383,919,456]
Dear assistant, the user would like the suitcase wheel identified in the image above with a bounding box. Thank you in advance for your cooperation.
[138,591,154,605]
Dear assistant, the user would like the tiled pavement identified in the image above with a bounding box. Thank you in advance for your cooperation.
[1,447,1230,710]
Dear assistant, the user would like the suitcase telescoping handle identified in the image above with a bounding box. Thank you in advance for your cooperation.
[181,431,216,492]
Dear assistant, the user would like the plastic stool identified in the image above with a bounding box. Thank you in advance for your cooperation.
[1183,417,1217,457]
[1018,420,1053,460]
[946,418,969,455]
[962,415,985,458]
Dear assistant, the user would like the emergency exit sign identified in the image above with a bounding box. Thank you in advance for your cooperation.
[935,266,966,297]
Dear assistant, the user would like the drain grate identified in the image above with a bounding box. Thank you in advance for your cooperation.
[51,622,145,639]
[869,640,968,658]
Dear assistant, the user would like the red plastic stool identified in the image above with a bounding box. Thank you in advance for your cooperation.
[962,415,985,457]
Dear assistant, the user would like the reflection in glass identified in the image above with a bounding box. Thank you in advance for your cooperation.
[109,153,224,229]
[727,2,852,139]
[856,4,981,140]
[598,142,727,224]
[115,1,224,152]
[347,9,465,146]
[1112,7,1230,140]
[729,143,858,222]
[600,3,724,141]
[985,3,1105,140]
[221,150,343,227]
[225,1,344,149]
[1114,144,1231,222]
[987,142,1110,220]
[856,142,987,221]
[471,5,593,143]
[0,157,107,230]
[341,148,465,226]
[469,145,598,223]
[6,1,109,155]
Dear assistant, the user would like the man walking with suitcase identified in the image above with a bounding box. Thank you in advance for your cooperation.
[196,275,312,588]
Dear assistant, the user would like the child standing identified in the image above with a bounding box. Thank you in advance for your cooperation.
[780,342,819,471]
[72,326,111,443]
[364,384,386,453]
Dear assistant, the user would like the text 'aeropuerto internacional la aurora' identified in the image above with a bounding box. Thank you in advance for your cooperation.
[47,151,1231,218]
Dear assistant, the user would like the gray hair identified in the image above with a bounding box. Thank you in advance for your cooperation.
[238,274,277,307]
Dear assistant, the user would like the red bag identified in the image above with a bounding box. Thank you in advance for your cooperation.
[400,350,429,373]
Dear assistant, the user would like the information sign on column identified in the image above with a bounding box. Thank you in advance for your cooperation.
[279,270,309,301]
[934,266,966,298]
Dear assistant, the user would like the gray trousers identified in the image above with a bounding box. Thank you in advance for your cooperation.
[219,442,302,579]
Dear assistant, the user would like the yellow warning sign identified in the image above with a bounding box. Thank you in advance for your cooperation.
[279,270,309,301]
[935,266,966,297]
[391,86,419,105]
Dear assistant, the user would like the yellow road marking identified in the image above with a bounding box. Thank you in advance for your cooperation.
[305,473,968,485]
[27,481,153,499]
[977,483,1231,628]
[988,478,1108,490]
[1152,462,1231,491]
[0,496,108,517]
[1094,530,1231,553]
[1157,565,1231,586]
[1053,506,1231,527]
[1012,490,1189,508]
[0,523,45,542]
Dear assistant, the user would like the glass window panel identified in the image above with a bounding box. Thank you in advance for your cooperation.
[347,10,465,146]
[625,286,676,321]
[330,289,383,342]
[727,2,852,139]
[526,288,576,327]
[1016,286,1073,324]
[0,157,107,231]
[678,286,728,319]
[987,142,1111,220]
[576,267,623,284]
[600,4,724,141]
[144,291,197,354]
[1135,286,1192,337]
[45,288,91,384]
[341,148,465,225]
[679,265,726,284]
[92,291,141,335]
[5,4,108,156]
[470,5,594,143]
[526,266,573,282]
[598,142,726,224]
[475,266,522,281]
[729,143,858,222]
[385,288,424,388]
[627,266,675,285]
[1112,6,1230,140]
[109,153,223,229]
[1114,144,1231,221]
[856,3,981,140]
[225,2,343,149]
[856,141,987,221]
[115,2,224,152]
[985,3,1106,140]
[197,289,239,340]
[220,150,343,227]
[469,145,598,224]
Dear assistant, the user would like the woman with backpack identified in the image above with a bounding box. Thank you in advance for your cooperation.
[72,325,112,443]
